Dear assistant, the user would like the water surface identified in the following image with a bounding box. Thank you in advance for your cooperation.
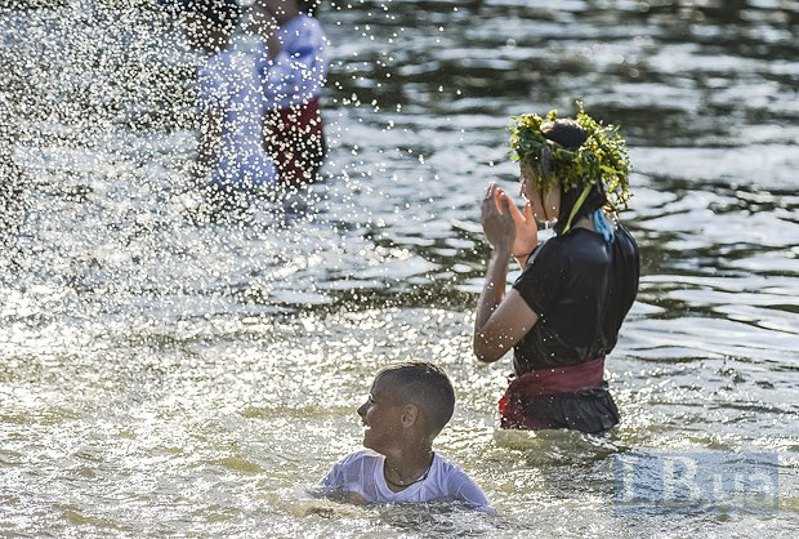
[1,0,798,535]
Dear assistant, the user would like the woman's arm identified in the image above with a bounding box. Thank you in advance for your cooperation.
[473,184,540,362]
[473,244,509,354]
[473,288,538,363]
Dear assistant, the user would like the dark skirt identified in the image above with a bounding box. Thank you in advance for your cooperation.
[498,358,619,434]
[500,385,620,434]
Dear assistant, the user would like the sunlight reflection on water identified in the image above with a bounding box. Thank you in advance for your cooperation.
[2,0,799,535]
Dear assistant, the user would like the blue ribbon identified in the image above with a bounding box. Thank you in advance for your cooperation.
[592,209,615,245]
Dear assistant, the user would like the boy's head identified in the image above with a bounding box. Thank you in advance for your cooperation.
[174,0,242,53]
[357,362,455,453]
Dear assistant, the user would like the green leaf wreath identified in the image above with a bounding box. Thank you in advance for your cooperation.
[509,103,632,215]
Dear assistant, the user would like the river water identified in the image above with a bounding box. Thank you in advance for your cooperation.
[1,0,798,536]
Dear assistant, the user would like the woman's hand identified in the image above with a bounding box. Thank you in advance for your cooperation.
[480,183,515,254]
[506,196,539,258]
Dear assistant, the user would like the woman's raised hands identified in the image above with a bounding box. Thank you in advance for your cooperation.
[502,192,539,257]
[480,183,515,253]
[481,183,540,257]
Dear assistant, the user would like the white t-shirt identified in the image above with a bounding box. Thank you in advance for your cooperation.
[197,42,278,187]
[320,450,490,510]
[257,14,328,110]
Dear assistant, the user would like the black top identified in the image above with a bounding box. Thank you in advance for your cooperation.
[512,224,640,375]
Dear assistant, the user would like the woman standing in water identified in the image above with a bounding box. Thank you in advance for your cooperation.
[176,0,278,195]
[473,107,639,434]
[252,0,328,186]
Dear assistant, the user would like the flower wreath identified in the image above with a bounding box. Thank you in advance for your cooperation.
[509,103,632,232]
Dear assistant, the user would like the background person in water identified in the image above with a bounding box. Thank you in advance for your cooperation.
[176,0,279,198]
[251,0,328,187]
[319,362,490,510]
[473,111,640,434]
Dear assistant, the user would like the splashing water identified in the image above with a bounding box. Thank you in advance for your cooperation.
[2,0,799,535]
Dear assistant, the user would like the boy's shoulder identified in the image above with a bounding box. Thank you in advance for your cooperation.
[336,449,381,466]
[431,452,470,479]
[324,449,381,486]
[431,453,491,510]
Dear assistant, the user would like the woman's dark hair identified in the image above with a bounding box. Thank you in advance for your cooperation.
[541,119,587,150]
[170,0,242,31]
[542,119,607,234]
[299,0,321,17]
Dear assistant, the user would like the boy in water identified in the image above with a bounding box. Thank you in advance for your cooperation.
[176,0,278,195]
[251,0,327,186]
[319,362,490,510]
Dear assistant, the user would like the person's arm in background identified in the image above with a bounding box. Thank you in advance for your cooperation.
[193,58,227,181]
[252,5,328,107]
[195,108,223,180]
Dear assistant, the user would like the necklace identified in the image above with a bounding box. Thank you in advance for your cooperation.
[384,454,434,489]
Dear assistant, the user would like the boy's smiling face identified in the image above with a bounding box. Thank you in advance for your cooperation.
[357,375,403,453]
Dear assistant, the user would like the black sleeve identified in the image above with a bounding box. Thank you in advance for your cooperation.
[512,239,568,317]
[604,225,640,344]
[613,225,640,324]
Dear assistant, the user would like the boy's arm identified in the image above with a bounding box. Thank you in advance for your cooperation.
[313,455,368,505]
[450,471,493,512]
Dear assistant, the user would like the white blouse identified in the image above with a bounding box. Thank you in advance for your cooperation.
[258,14,329,110]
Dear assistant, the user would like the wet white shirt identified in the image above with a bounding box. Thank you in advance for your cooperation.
[258,14,328,109]
[197,42,278,187]
[321,450,490,510]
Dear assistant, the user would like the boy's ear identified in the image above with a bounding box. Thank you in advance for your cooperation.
[400,404,419,428]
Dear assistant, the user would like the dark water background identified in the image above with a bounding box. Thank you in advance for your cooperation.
[1,0,798,535]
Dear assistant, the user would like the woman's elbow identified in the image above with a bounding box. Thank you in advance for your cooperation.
[472,338,501,364]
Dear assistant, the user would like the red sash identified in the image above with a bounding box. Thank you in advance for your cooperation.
[265,97,326,186]
[498,357,606,430]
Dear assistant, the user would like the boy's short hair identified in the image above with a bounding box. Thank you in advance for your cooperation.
[377,362,455,437]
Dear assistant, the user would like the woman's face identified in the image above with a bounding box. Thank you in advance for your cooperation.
[259,0,299,22]
[182,14,233,53]
[520,163,561,224]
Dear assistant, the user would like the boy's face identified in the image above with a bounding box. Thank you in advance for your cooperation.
[356,375,404,454]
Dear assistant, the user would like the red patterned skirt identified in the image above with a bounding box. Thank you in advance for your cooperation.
[264,97,327,186]
[498,357,618,432]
